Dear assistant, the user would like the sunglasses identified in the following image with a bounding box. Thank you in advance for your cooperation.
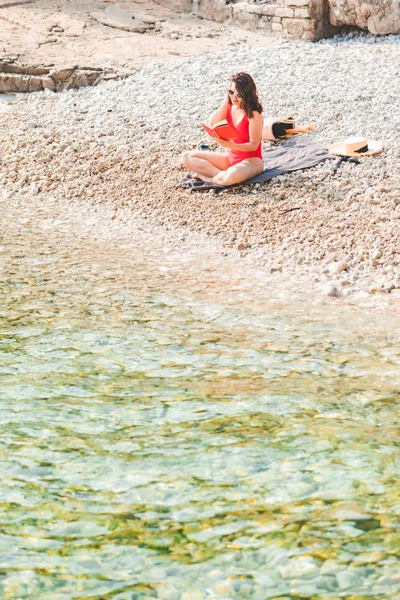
[228,89,242,99]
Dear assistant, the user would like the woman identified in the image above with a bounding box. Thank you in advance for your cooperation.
[181,72,264,187]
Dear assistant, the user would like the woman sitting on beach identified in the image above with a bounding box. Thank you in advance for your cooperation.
[181,72,264,186]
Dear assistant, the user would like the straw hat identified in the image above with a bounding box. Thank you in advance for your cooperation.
[329,136,383,158]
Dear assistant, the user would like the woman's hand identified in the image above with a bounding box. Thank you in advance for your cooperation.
[209,92,230,127]
[216,138,234,150]
[223,88,230,105]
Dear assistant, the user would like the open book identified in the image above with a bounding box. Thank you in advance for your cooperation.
[201,120,237,141]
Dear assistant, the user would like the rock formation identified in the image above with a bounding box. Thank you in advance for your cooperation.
[0,61,124,94]
[328,0,400,35]
[155,0,400,38]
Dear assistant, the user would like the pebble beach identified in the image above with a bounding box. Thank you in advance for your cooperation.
[2,33,400,300]
[2,22,400,599]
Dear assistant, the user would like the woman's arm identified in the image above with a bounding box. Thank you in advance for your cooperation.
[217,111,263,152]
[208,92,230,127]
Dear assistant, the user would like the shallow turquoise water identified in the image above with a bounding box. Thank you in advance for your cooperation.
[1,199,400,599]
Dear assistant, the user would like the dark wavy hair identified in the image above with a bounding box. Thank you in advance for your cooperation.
[229,72,263,119]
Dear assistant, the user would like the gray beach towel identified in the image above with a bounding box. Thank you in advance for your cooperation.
[181,140,334,191]
[246,139,334,184]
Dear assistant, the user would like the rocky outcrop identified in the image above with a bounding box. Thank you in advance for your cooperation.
[157,0,326,39]
[91,5,161,33]
[328,0,400,35]
[155,0,399,38]
[0,0,37,7]
[197,0,233,23]
[0,61,126,94]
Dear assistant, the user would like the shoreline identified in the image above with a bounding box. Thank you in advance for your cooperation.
[3,182,400,315]
[1,34,400,306]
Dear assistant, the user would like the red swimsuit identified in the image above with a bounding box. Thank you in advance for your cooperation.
[226,104,263,167]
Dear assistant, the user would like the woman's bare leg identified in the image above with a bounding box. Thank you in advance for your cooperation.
[181,150,230,179]
[213,158,264,186]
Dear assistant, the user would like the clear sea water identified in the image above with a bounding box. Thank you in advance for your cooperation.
[0,195,399,600]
